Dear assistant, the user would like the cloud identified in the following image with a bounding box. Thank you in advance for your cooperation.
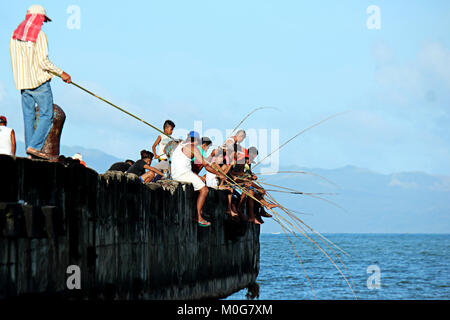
[418,42,450,88]
[388,177,418,189]
[373,41,450,109]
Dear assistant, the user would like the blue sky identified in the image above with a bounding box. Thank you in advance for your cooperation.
[1,1,450,175]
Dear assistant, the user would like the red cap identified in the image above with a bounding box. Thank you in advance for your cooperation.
[0,116,6,124]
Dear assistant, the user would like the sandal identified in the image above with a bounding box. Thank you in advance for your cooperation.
[197,220,211,227]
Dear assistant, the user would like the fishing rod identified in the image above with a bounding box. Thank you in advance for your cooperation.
[253,180,338,196]
[62,77,272,204]
[56,74,174,140]
[229,106,277,136]
[265,191,357,298]
[267,190,356,289]
[252,170,340,189]
[263,189,338,196]
[253,111,349,169]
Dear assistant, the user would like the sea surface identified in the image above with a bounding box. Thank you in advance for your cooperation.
[227,233,450,300]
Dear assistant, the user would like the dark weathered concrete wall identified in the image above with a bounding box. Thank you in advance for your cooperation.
[0,155,260,299]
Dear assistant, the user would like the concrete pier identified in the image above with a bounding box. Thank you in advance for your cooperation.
[0,155,260,299]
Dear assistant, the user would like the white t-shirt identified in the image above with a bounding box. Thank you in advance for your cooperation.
[0,126,13,156]
[158,134,171,161]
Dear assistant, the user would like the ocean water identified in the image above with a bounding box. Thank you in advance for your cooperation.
[227,234,450,300]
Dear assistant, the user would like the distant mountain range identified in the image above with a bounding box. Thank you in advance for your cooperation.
[15,142,450,233]
[16,140,121,173]
[258,165,450,234]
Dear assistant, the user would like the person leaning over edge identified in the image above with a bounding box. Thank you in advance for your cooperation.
[0,116,16,156]
[171,131,225,227]
[10,5,71,160]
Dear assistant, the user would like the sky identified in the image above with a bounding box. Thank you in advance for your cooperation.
[1,0,450,176]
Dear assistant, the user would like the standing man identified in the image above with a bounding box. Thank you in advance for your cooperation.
[0,116,16,156]
[10,5,71,160]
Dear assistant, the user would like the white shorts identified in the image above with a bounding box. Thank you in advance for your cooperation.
[173,171,205,191]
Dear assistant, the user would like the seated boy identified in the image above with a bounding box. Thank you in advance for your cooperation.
[126,150,164,183]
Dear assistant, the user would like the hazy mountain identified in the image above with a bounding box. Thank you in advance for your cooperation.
[14,143,450,233]
[259,165,450,234]
[16,141,121,173]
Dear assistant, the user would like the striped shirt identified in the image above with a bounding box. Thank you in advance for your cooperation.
[10,30,63,90]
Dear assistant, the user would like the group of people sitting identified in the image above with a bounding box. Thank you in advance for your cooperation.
[107,120,276,227]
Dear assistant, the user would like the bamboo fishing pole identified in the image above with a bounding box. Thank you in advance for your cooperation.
[252,111,349,169]
[229,106,277,135]
[221,170,356,298]
[252,170,340,189]
[62,76,273,207]
[55,74,174,140]
[265,191,356,290]
[265,192,357,298]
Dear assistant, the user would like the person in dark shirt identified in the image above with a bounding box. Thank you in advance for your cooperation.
[241,147,276,224]
[108,159,135,173]
[126,150,164,183]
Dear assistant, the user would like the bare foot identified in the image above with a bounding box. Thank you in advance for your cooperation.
[239,210,248,222]
[226,210,239,221]
[248,218,262,225]
[256,215,265,224]
[260,209,273,218]
[265,202,278,209]
[26,147,50,160]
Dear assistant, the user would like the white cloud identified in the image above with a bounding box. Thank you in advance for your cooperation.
[373,41,450,108]
[418,42,450,88]
[388,177,418,189]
